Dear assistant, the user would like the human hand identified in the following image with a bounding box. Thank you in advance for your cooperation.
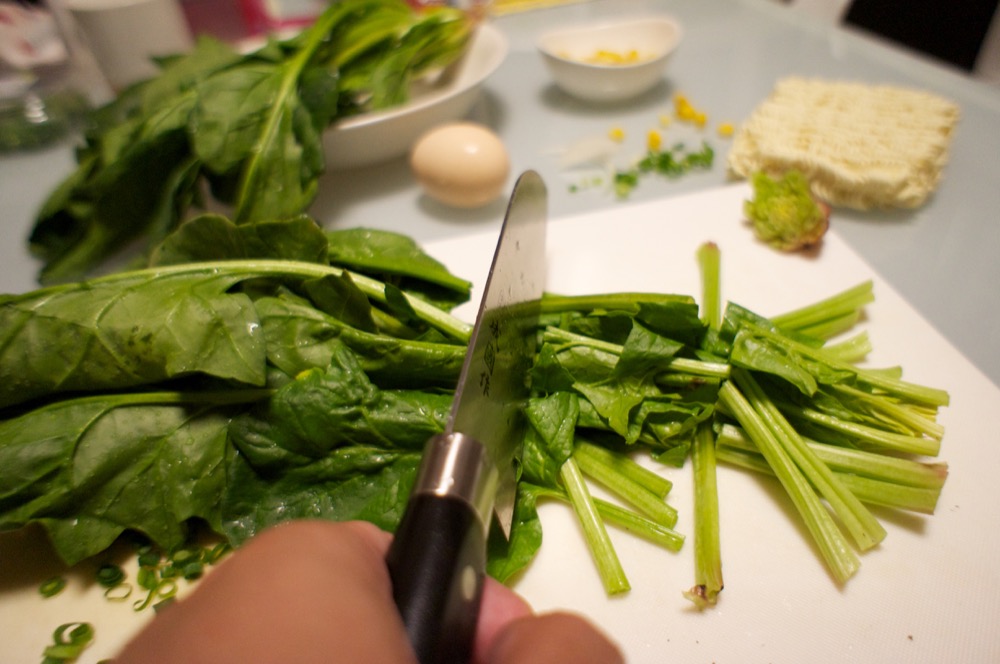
[116,520,623,664]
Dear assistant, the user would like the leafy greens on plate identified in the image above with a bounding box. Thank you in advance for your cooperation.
[28,0,474,285]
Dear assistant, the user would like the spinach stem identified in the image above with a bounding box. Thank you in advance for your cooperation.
[541,292,695,315]
[733,368,887,552]
[718,378,860,584]
[770,280,874,336]
[743,320,949,408]
[233,3,349,223]
[716,424,947,489]
[574,440,674,498]
[573,443,679,529]
[696,242,722,329]
[559,457,631,595]
[28,259,473,341]
[543,326,729,378]
[777,402,941,456]
[685,421,723,607]
[716,444,943,514]
[532,486,684,552]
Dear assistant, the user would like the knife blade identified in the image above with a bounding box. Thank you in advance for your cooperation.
[385,170,547,664]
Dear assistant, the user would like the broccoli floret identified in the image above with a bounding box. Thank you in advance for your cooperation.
[744,171,830,251]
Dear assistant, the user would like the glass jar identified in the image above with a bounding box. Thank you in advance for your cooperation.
[0,0,108,151]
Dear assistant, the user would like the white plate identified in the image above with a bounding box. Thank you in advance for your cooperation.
[3,184,999,662]
[322,21,508,170]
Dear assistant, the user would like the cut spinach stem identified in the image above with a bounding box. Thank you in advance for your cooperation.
[687,240,724,607]
[733,368,887,552]
[573,443,679,529]
[532,485,684,552]
[684,421,723,607]
[776,401,941,456]
[817,331,872,363]
[716,423,947,490]
[792,312,864,342]
[541,292,696,315]
[828,382,945,440]
[574,440,674,499]
[696,241,722,330]
[719,378,861,584]
[770,280,874,337]
[716,445,943,514]
[741,320,950,408]
[560,457,631,595]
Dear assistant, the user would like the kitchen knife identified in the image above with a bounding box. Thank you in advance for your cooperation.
[385,170,547,664]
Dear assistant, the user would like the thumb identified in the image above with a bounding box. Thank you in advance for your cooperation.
[485,612,624,664]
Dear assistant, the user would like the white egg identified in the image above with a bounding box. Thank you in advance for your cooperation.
[410,122,510,208]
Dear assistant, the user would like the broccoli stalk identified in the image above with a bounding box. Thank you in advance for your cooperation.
[744,171,831,251]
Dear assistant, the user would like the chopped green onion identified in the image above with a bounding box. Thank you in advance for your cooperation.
[95,563,125,588]
[205,541,232,564]
[41,622,94,662]
[103,583,133,601]
[38,576,66,598]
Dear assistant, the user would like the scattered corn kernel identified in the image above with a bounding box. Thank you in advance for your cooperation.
[646,129,662,152]
[658,113,672,128]
[608,127,626,142]
[717,122,735,138]
[674,93,708,128]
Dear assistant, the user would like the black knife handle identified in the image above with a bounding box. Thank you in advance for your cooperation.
[387,492,486,664]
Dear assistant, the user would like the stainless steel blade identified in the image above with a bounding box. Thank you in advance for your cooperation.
[446,170,547,536]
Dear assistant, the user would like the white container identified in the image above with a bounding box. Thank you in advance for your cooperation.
[537,15,682,103]
[322,22,508,170]
[66,0,193,90]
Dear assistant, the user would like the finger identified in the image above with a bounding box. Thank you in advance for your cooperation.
[117,520,415,664]
[486,611,624,664]
[473,577,533,664]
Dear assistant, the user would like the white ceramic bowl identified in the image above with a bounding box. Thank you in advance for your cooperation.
[322,22,508,169]
[537,15,682,103]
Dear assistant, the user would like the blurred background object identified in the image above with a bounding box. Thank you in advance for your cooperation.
[0,0,108,151]
[781,0,1000,83]
[66,0,194,90]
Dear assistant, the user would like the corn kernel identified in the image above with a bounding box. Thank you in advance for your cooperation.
[608,127,626,142]
[586,49,643,65]
[674,92,708,128]
[717,122,735,137]
[658,113,672,128]
[647,129,662,152]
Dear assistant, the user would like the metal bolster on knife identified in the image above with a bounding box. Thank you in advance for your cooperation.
[412,433,498,537]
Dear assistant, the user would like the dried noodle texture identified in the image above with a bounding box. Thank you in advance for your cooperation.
[727,77,960,209]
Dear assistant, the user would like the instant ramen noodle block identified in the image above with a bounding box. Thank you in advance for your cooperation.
[727,77,959,209]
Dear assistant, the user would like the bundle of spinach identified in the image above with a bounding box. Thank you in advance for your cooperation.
[1,215,474,565]
[28,0,473,285]
[0,215,950,606]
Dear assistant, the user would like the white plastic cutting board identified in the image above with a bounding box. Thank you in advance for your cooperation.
[2,183,999,663]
